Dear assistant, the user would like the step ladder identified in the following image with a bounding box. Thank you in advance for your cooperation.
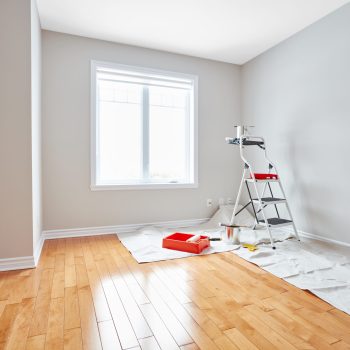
[225,126,300,249]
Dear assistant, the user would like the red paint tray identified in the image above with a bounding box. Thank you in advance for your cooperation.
[162,232,210,254]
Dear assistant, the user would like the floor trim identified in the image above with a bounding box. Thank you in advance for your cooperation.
[0,256,35,272]
[2,220,349,272]
[42,218,209,240]
[283,227,350,247]
[298,229,350,247]
[0,218,208,271]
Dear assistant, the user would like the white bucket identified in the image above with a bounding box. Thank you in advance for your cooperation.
[223,226,240,244]
[235,125,253,138]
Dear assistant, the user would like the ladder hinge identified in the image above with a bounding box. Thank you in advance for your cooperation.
[244,163,249,169]
[269,163,273,169]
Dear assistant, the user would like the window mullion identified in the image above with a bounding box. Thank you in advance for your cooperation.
[142,86,150,181]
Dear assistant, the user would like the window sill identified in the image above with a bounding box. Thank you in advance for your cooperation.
[90,183,198,191]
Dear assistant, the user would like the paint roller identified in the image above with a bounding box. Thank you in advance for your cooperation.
[186,234,201,243]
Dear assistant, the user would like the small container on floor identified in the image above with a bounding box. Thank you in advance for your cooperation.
[162,232,210,254]
[222,226,240,244]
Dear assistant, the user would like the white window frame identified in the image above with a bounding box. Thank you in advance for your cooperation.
[90,60,198,191]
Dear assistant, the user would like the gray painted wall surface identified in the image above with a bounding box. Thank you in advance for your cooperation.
[242,4,350,243]
[42,31,242,230]
[0,0,33,258]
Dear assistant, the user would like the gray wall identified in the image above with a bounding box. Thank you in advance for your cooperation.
[42,31,241,230]
[241,4,350,243]
[0,0,33,258]
[0,0,42,260]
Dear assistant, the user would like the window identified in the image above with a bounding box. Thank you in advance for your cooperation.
[91,61,198,190]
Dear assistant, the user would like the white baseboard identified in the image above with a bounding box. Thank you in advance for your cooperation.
[283,227,350,248]
[298,230,350,248]
[42,218,209,240]
[0,235,45,272]
[0,256,36,272]
[3,219,349,272]
[0,218,208,272]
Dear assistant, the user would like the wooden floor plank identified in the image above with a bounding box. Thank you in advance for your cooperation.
[139,336,161,350]
[180,344,200,350]
[45,297,65,349]
[139,303,180,350]
[103,253,153,339]
[63,328,83,350]
[98,320,122,350]
[0,234,349,350]
[28,292,51,337]
[29,268,54,337]
[0,303,20,344]
[97,273,139,349]
[237,307,298,350]
[25,335,46,350]
[265,297,339,345]
[214,335,240,350]
[64,286,80,330]
[206,296,278,350]
[75,257,89,290]
[77,286,102,350]
[51,271,65,299]
[80,238,112,323]
[224,328,260,350]
[4,298,36,350]
[129,265,193,346]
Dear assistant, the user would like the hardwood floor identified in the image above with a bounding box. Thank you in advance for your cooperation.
[0,234,350,350]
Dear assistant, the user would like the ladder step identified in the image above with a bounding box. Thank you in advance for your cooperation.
[246,178,279,183]
[252,197,286,205]
[259,218,293,228]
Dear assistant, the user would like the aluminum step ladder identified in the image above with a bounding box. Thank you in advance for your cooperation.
[225,126,300,249]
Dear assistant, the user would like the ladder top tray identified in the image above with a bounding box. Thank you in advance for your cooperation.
[226,137,264,146]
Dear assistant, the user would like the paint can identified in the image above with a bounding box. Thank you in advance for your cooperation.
[235,125,253,138]
[223,226,240,243]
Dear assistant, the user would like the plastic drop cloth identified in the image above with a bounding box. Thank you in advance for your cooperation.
[117,204,350,314]
[117,205,254,263]
[233,237,350,314]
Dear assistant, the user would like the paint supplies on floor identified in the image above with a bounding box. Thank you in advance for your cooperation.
[242,243,258,251]
[162,232,210,254]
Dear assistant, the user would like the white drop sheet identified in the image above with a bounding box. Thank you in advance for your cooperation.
[117,205,350,314]
[117,205,252,263]
[118,227,239,262]
[233,238,350,314]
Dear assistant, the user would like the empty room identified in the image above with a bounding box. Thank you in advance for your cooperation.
[1,0,350,349]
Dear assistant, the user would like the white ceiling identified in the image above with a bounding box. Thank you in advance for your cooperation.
[37,0,349,65]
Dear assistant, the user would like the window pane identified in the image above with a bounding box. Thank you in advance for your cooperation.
[149,86,188,182]
[97,80,142,183]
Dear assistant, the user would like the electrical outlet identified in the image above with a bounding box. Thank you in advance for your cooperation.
[206,198,213,207]
[227,197,234,205]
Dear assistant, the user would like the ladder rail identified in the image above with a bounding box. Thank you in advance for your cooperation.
[277,181,301,241]
[229,166,248,226]
[228,131,300,248]
[250,175,276,249]
[231,134,276,247]
[252,134,300,242]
